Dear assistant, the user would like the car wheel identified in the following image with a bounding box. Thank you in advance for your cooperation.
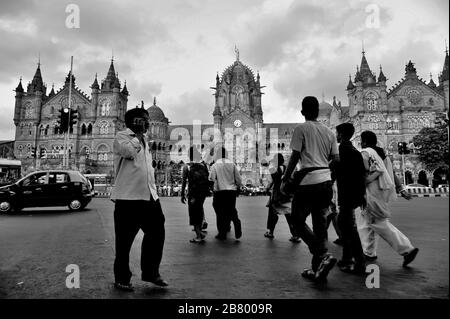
[0,200,13,214]
[68,199,83,211]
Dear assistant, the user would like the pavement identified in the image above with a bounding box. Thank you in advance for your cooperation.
[0,196,448,299]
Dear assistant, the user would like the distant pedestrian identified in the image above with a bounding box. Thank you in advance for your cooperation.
[181,146,211,243]
[264,153,301,243]
[281,96,339,282]
[209,146,243,240]
[111,108,168,291]
[356,131,419,267]
[332,123,367,274]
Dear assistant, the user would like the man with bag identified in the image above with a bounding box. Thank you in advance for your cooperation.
[181,146,211,243]
[281,96,340,282]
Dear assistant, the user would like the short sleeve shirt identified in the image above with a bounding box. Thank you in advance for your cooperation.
[290,121,338,185]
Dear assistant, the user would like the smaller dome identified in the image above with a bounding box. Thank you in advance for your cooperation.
[318,101,333,117]
[146,98,168,122]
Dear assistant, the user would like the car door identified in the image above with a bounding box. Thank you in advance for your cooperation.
[47,172,73,206]
[19,172,49,207]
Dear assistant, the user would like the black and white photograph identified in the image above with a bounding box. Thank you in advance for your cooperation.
[0,0,448,312]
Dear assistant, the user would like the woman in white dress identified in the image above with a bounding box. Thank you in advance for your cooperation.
[356,131,419,267]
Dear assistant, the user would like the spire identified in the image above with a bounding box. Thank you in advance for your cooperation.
[347,74,355,90]
[31,60,44,92]
[15,77,24,93]
[91,73,99,90]
[102,58,117,90]
[234,45,240,61]
[439,42,449,82]
[359,49,374,82]
[428,73,436,88]
[49,83,55,97]
[153,96,157,106]
[216,72,220,86]
[378,65,387,82]
[257,71,260,82]
[141,100,144,109]
[121,80,129,96]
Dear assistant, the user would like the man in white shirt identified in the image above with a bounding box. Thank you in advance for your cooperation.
[281,96,340,282]
[209,146,243,240]
[111,108,168,291]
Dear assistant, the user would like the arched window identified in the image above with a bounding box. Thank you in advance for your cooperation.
[158,142,161,151]
[418,171,429,186]
[81,124,87,136]
[87,123,93,136]
[45,125,49,136]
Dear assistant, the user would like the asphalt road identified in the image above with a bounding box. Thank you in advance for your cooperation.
[0,196,448,299]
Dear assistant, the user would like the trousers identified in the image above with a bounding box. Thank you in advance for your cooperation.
[355,208,413,257]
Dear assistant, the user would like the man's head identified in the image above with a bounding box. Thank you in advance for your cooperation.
[336,122,355,143]
[361,130,377,148]
[125,108,150,134]
[301,96,319,120]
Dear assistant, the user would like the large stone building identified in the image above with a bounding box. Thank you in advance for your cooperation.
[13,60,128,175]
[12,48,449,186]
[319,49,449,186]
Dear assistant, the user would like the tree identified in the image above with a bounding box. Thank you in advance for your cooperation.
[412,124,449,172]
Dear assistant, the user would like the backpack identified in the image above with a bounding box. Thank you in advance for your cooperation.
[187,162,211,197]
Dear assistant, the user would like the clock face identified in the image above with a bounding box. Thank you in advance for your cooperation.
[233,119,242,127]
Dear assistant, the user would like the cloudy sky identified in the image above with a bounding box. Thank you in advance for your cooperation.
[0,0,448,140]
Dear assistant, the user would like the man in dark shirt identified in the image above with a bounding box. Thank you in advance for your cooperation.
[333,122,366,273]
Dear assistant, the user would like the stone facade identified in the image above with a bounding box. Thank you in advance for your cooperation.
[12,49,449,186]
[13,60,128,175]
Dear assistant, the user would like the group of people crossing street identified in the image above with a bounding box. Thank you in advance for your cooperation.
[110,96,420,291]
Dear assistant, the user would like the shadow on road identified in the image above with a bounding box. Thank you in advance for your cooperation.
[3,208,93,217]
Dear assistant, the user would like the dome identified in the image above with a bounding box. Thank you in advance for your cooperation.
[146,99,167,122]
[318,101,333,117]
[221,60,256,83]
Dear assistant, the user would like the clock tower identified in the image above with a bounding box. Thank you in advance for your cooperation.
[211,51,264,185]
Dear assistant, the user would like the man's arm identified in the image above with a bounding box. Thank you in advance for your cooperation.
[181,165,188,203]
[282,150,301,182]
[114,134,141,159]
[234,164,242,188]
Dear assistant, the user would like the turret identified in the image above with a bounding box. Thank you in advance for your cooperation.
[48,83,55,97]
[378,65,387,83]
[346,74,355,90]
[121,80,129,96]
[428,73,437,88]
[14,77,24,125]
